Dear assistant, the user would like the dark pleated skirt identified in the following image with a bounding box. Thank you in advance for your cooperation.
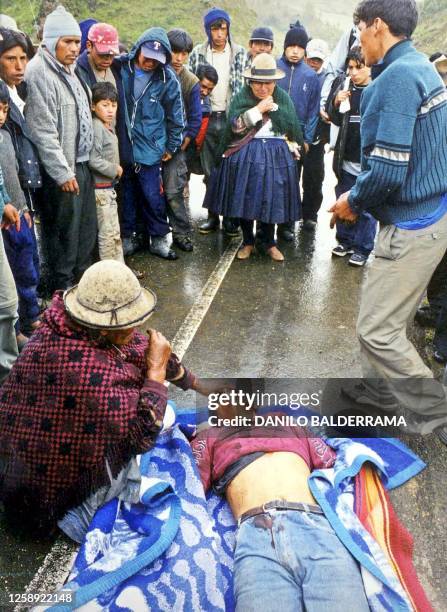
[204,138,301,224]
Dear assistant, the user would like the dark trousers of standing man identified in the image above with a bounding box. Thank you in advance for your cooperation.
[301,140,325,222]
[121,163,170,239]
[432,249,447,356]
[199,112,238,231]
[39,162,97,292]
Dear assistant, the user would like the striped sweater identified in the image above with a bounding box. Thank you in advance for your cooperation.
[348,40,447,224]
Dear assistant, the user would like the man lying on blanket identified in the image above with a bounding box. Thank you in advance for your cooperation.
[191,397,370,612]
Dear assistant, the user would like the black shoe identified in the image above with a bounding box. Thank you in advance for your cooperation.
[149,236,178,260]
[302,219,317,231]
[278,229,295,242]
[433,349,447,364]
[173,235,194,252]
[414,306,439,328]
[198,218,220,233]
[223,219,240,237]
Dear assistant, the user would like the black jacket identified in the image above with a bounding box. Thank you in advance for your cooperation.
[0,80,41,192]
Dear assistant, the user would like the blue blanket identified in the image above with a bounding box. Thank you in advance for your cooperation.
[50,408,425,612]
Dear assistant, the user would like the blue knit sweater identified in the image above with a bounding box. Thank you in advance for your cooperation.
[348,40,447,224]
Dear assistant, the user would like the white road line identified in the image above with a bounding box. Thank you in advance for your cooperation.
[16,237,241,608]
[172,239,241,359]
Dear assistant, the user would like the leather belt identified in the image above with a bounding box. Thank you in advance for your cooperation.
[238,499,324,526]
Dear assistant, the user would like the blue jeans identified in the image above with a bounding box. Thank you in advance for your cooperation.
[234,510,369,612]
[2,215,40,332]
[335,170,377,256]
[121,163,170,238]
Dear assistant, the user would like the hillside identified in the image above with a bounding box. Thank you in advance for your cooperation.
[1,0,257,48]
[3,0,444,56]
[414,0,447,53]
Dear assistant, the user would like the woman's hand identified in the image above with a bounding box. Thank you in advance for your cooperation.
[334,90,350,108]
[256,96,276,114]
[145,329,172,383]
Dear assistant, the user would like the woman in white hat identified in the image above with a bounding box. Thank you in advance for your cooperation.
[204,53,304,261]
[0,260,198,540]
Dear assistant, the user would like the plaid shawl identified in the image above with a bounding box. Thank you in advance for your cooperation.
[0,293,192,533]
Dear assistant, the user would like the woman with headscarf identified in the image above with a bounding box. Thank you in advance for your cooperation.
[204,53,303,261]
[0,261,200,540]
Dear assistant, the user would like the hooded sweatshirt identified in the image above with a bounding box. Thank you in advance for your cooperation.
[119,28,184,166]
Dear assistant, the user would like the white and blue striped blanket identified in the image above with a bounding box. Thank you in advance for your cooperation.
[49,407,426,611]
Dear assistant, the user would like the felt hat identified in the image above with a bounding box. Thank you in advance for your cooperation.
[243,52,285,81]
[64,261,156,330]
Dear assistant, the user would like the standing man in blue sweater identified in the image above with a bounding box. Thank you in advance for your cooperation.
[277,26,321,240]
[330,0,447,438]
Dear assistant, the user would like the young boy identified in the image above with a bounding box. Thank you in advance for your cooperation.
[327,46,377,267]
[0,83,40,346]
[89,82,124,262]
[277,25,321,240]
[163,29,202,252]
[184,63,218,177]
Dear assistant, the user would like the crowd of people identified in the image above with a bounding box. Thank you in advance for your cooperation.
[0,0,447,608]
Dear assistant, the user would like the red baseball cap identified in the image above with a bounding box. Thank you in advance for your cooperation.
[88,23,119,55]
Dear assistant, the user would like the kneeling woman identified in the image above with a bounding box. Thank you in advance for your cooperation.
[0,261,201,540]
[205,53,303,261]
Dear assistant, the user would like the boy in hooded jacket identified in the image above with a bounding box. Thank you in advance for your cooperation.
[118,27,184,260]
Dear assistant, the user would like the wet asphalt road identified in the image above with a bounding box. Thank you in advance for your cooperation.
[0,163,446,609]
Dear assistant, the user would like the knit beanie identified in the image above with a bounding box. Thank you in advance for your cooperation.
[79,18,98,54]
[43,5,81,57]
[284,26,309,50]
[203,7,231,44]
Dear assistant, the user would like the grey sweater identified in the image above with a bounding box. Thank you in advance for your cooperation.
[89,117,120,186]
[0,129,27,212]
[24,48,91,186]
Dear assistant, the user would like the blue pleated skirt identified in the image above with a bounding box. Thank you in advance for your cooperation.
[205,138,301,224]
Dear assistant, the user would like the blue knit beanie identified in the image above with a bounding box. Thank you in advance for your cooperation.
[43,5,81,57]
[79,18,98,54]
[203,7,231,44]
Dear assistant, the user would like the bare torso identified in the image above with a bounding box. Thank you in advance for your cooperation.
[226,451,317,518]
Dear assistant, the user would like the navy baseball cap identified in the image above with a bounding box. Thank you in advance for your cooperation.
[141,40,166,64]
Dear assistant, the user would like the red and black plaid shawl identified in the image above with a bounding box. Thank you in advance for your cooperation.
[0,293,190,533]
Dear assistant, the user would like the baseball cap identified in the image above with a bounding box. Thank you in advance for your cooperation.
[141,40,166,64]
[88,22,119,55]
[306,38,329,61]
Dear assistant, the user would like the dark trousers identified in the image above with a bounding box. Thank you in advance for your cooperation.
[335,170,377,256]
[121,163,170,238]
[200,113,231,223]
[241,220,276,248]
[302,141,325,222]
[432,249,447,354]
[427,248,447,311]
[2,216,40,333]
[39,162,96,292]
[162,151,192,237]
